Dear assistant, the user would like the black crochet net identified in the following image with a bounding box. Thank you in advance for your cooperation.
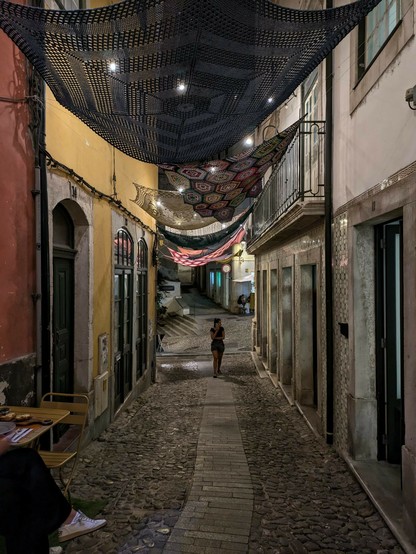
[0,0,381,163]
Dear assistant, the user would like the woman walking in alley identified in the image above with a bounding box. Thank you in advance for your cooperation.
[210,318,225,377]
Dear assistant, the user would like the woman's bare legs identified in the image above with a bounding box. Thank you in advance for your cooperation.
[217,352,223,373]
[212,350,219,376]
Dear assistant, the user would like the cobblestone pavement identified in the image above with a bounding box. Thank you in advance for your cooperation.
[63,348,403,553]
[229,361,403,554]
[65,360,206,554]
[161,311,253,355]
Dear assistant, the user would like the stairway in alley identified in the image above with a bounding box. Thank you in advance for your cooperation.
[156,313,199,338]
[156,288,253,356]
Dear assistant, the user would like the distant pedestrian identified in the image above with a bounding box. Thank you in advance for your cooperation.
[237,294,250,314]
[210,318,225,377]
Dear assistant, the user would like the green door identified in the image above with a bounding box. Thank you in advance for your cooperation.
[376,219,404,464]
[53,256,74,394]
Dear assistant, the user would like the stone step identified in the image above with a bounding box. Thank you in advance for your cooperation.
[157,314,199,337]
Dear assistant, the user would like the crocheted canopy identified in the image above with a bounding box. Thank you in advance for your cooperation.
[160,119,301,222]
[160,226,246,267]
[131,182,217,229]
[158,204,253,248]
[0,0,381,164]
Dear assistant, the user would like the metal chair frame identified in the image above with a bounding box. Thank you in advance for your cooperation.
[38,392,89,499]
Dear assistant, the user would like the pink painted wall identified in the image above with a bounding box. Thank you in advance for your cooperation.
[0,22,36,363]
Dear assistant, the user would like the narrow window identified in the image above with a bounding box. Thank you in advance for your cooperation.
[358,0,401,78]
[114,228,134,409]
[136,238,148,379]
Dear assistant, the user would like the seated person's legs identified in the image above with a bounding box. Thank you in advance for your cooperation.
[0,441,106,551]
[0,448,71,553]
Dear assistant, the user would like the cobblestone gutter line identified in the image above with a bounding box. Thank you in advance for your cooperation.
[229,355,403,554]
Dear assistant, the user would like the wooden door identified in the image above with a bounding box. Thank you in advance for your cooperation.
[53,256,74,394]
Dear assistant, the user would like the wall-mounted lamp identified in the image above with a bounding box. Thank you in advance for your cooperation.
[405,85,416,110]
[236,248,245,262]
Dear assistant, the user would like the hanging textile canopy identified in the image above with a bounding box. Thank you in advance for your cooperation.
[160,119,300,222]
[158,204,253,248]
[161,226,246,267]
[131,182,217,230]
[0,0,382,164]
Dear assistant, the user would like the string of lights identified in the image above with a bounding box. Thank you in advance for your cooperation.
[0,94,43,105]
[44,150,156,236]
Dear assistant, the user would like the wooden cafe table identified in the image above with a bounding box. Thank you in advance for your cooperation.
[1,405,70,446]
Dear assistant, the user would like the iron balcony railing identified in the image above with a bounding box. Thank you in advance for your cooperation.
[251,120,325,240]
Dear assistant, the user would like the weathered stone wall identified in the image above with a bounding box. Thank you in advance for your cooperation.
[255,222,327,435]
[332,212,349,454]
[0,354,36,406]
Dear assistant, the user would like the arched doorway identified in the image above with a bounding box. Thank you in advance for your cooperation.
[52,203,75,394]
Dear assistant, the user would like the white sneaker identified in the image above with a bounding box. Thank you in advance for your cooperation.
[58,510,107,542]
[49,548,63,554]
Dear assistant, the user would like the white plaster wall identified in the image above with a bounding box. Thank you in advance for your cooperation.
[332,1,416,211]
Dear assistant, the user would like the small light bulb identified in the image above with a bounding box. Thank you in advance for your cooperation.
[267,97,273,104]
[178,187,184,193]
[244,136,254,146]
[109,62,117,72]
[156,200,161,207]
[177,82,186,92]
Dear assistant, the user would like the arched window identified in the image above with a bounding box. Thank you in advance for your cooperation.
[136,238,148,379]
[113,228,134,409]
[53,203,74,250]
[114,228,134,266]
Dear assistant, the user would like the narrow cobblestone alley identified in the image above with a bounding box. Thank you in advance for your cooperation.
[64,344,403,553]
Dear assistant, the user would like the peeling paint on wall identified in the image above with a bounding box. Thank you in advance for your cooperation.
[0,381,10,404]
[23,391,34,406]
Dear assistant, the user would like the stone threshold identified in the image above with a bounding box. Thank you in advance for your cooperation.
[344,456,416,554]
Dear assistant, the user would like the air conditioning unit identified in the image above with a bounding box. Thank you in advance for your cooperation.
[94,371,109,418]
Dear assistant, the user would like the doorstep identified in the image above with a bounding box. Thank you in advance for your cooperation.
[345,457,416,554]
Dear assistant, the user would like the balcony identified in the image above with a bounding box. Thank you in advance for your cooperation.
[247,121,325,254]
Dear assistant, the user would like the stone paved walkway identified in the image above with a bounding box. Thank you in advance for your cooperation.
[165,373,252,553]
[63,353,404,554]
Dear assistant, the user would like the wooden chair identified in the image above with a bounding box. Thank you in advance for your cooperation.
[38,392,89,499]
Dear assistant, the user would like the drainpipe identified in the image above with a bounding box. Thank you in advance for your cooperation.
[33,156,42,401]
[325,0,334,445]
[40,106,51,399]
[33,77,50,402]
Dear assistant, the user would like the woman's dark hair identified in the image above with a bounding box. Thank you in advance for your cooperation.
[214,318,221,325]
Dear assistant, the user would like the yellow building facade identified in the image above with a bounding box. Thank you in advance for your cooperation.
[45,86,158,435]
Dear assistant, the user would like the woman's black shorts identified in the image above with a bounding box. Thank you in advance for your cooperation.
[211,340,225,353]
